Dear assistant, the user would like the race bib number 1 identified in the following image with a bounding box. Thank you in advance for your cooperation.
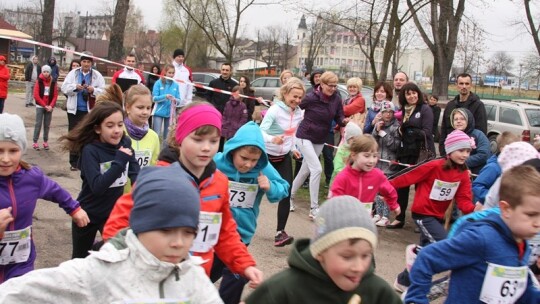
[479,263,528,304]
[0,226,32,265]
[190,212,222,253]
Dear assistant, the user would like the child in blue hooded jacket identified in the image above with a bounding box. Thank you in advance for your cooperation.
[213,121,289,304]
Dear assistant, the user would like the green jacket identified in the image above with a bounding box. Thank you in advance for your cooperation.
[245,239,402,304]
[330,143,350,185]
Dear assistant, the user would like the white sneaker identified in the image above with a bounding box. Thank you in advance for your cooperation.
[289,198,295,212]
[376,217,390,227]
[309,207,319,220]
[372,214,381,223]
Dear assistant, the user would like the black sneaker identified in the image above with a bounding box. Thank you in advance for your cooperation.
[274,231,294,247]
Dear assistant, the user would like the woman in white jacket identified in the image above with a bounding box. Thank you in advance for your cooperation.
[0,163,223,304]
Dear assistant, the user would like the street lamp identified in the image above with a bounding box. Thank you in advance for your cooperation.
[518,63,523,97]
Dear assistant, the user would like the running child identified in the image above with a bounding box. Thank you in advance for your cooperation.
[405,165,540,303]
[390,129,482,293]
[122,85,160,192]
[330,134,400,220]
[0,164,223,303]
[259,78,305,247]
[244,195,402,304]
[32,65,58,151]
[213,121,289,303]
[60,101,140,259]
[151,64,181,141]
[0,113,89,283]
[371,100,401,227]
[222,85,248,140]
[329,122,362,185]
[103,102,263,287]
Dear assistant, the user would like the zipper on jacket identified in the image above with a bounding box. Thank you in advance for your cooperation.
[8,177,17,230]
[159,266,180,298]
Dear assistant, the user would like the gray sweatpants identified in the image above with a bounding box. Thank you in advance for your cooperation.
[33,107,52,143]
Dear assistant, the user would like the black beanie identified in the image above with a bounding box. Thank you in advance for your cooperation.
[310,68,325,86]
[130,162,200,234]
[173,49,185,58]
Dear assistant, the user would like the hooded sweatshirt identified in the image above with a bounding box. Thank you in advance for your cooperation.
[222,96,248,139]
[259,99,304,156]
[245,239,402,304]
[214,122,289,244]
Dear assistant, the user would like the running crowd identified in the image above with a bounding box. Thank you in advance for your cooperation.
[0,49,538,304]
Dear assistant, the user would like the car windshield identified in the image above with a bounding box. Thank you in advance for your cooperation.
[526,109,540,127]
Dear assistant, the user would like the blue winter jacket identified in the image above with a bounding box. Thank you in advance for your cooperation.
[152,80,180,118]
[459,108,491,173]
[406,213,540,304]
[214,121,289,244]
[472,154,501,203]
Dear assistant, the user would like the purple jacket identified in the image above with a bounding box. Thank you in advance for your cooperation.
[295,87,345,144]
[0,166,80,283]
[222,97,248,139]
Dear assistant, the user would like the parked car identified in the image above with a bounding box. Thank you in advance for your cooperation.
[191,72,238,97]
[483,99,540,153]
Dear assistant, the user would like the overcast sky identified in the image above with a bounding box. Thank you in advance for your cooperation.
[4,0,538,70]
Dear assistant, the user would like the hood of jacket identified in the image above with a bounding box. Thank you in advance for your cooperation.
[289,239,375,284]
[38,73,53,84]
[215,121,268,178]
[451,107,475,134]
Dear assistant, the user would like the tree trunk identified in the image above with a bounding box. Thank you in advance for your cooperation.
[40,0,55,62]
[108,0,131,61]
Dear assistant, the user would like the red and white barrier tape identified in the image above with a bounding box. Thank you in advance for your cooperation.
[0,35,272,107]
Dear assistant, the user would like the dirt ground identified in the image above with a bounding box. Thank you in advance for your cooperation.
[3,92,440,302]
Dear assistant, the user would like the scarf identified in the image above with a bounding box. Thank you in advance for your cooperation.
[402,104,415,123]
[371,99,384,111]
[124,118,149,140]
[344,93,358,106]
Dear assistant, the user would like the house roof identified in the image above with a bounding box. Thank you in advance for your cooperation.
[0,17,32,39]
[69,37,110,58]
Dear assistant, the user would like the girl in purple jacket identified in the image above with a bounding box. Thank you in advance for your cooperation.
[0,113,89,283]
[290,72,348,220]
[222,85,248,139]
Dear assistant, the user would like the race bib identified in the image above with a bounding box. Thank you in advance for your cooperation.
[44,86,50,96]
[123,299,189,304]
[190,212,222,253]
[228,181,258,208]
[429,179,460,201]
[0,226,31,265]
[362,202,373,214]
[479,263,528,304]
[528,233,540,266]
[134,149,152,168]
[100,161,129,188]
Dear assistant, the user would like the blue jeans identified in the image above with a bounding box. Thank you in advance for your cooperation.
[152,115,169,140]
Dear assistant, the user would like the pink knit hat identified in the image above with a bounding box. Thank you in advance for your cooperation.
[498,141,539,172]
[175,104,222,144]
[444,130,475,155]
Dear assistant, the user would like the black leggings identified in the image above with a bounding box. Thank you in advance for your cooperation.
[67,111,88,168]
[72,220,104,259]
[268,154,293,232]
[395,155,418,223]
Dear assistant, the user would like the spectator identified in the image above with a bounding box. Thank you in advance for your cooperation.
[24,55,41,107]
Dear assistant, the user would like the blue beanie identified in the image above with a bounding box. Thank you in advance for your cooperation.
[130,162,200,234]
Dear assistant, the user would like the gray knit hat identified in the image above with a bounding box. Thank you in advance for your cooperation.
[344,122,362,142]
[0,113,27,153]
[130,162,201,234]
[310,195,377,257]
[41,65,51,73]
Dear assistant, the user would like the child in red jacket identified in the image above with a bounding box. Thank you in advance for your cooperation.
[32,65,58,151]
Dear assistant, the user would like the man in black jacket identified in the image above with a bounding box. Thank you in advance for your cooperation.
[207,63,236,151]
[24,56,41,107]
[439,73,487,155]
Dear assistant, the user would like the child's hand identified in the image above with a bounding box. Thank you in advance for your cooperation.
[0,207,14,237]
[258,173,270,192]
[244,266,264,288]
[376,120,384,131]
[118,146,133,156]
[292,150,302,159]
[72,209,90,227]
[272,135,284,145]
[474,202,483,212]
[392,206,401,217]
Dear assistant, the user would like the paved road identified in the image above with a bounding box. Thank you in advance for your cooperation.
[4,92,426,301]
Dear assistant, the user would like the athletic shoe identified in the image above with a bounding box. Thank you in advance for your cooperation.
[289,198,296,212]
[42,142,49,150]
[372,214,381,223]
[309,207,319,220]
[393,278,408,293]
[32,143,40,151]
[274,231,294,247]
[376,216,390,227]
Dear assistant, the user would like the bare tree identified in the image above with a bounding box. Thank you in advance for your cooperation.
[454,19,486,74]
[280,27,295,70]
[172,0,268,63]
[486,51,514,76]
[259,26,281,70]
[108,0,130,61]
[40,0,55,61]
[53,13,75,65]
[523,0,540,56]
[301,15,332,74]
[521,52,540,89]
[407,0,466,99]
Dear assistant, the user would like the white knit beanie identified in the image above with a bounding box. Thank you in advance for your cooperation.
[344,123,362,142]
[498,141,539,172]
[0,113,27,153]
[310,195,377,257]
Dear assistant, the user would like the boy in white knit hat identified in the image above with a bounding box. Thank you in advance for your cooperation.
[245,195,401,304]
